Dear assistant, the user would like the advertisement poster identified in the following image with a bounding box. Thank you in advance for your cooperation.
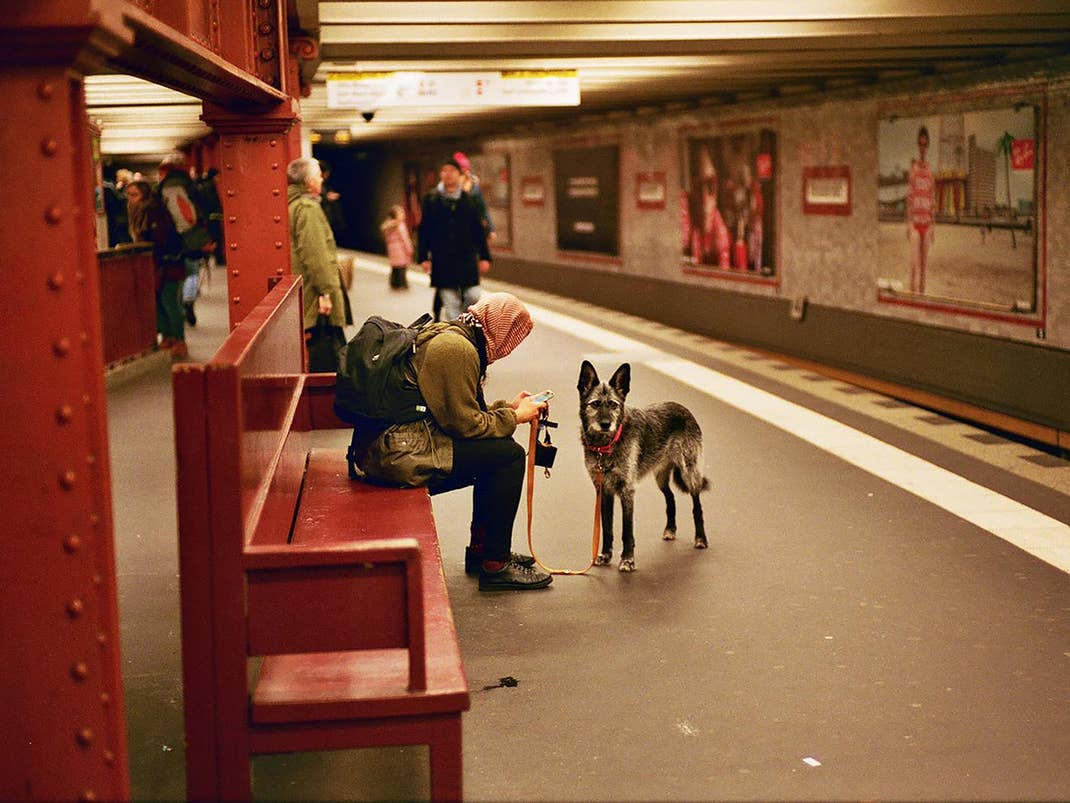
[469,152,512,248]
[682,129,777,275]
[877,104,1037,309]
[554,145,620,255]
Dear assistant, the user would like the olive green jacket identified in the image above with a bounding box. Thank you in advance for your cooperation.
[361,323,518,487]
[287,184,346,329]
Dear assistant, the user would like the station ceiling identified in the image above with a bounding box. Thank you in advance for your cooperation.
[86,1,1070,157]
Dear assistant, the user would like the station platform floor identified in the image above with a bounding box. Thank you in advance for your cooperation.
[106,252,1070,801]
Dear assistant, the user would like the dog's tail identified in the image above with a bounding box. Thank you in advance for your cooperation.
[673,466,710,494]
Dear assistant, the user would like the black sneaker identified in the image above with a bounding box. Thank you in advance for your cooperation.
[478,560,552,591]
[465,547,536,576]
[184,302,197,326]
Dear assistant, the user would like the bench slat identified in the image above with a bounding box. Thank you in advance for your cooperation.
[253,649,469,721]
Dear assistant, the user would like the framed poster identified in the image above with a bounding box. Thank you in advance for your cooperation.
[554,145,619,255]
[520,175,545,206]
[636,171,667,209]
[681,129,777,274]
[803,165,851,215]
[878,101,1039,311]
[470,152,512,247]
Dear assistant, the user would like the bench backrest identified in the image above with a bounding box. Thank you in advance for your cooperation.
[173,276,308,778]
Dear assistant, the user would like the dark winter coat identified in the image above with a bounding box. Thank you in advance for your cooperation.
[417,189,491,289]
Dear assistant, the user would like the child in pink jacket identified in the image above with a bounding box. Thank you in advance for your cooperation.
[380,204,414,289]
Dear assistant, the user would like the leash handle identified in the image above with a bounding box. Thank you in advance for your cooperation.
[526,420,601,575]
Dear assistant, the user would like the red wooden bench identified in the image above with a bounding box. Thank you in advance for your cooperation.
[173,275,469,800]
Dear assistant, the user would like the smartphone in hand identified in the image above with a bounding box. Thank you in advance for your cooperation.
[528,389,555,404]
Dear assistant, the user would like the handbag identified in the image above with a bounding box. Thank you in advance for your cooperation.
[306,315,344,373]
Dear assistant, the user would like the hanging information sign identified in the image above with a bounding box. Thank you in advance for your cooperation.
[327,70,580,109]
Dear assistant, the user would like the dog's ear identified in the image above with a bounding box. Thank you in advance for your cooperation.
[578,360,599,395]
[609,363,631,398]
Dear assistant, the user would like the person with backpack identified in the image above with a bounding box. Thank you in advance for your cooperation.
[127,179,188,357]
[343,292,553,591]
[158,152,215,327]
[418,155,491,321]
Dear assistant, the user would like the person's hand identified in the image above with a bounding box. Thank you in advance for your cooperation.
[487,231,497,242]
[326,190,340,202]
[318,293,332,315]
[514,395,546,424]
[478,259,491,275]
[420,260,431,273]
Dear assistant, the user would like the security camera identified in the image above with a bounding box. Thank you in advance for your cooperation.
[361,110,376,123]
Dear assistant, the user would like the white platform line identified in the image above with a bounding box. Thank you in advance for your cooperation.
[650,358,1070,575]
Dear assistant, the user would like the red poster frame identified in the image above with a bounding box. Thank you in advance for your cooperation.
[802,165,851,216]
[635,171,667,209]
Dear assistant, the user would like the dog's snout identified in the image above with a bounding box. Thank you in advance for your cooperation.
[599,422,612,431]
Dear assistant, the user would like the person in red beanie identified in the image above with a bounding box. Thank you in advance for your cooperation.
[351,292,553,591]
[453,150,496,242]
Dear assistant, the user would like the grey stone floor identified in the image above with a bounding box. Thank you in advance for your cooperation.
[108,255,1070,801]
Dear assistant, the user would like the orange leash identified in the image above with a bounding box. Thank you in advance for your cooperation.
[525,419,601,575]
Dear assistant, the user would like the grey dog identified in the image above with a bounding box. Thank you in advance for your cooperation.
[578,360,709,572]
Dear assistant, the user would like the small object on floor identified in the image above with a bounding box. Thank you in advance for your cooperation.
[478,559,552,591]
[480,676,520,691]
[184,302,197,326]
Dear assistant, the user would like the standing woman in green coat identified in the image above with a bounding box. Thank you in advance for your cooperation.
[287,157,349,371]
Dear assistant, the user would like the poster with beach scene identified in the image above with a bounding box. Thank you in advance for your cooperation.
[878,103,1038,311]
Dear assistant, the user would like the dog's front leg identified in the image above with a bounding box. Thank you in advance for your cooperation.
[619,492,636,572]
[595,490,615,565]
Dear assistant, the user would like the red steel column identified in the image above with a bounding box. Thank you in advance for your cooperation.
[0,65,129,800]
[202,102,300,328]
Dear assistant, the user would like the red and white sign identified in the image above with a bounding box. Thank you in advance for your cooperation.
[1011,138,1035,170]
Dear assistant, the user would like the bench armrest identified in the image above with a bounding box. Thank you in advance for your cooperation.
[243,538,426,691]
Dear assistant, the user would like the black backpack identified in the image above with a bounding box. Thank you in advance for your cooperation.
[334,313,434,428]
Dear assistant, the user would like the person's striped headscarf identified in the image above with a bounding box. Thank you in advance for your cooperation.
[466,292,533,363]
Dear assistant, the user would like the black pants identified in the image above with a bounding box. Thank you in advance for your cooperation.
[428,436,525,563]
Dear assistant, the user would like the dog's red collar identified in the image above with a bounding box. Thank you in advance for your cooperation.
[585,422,624,455]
